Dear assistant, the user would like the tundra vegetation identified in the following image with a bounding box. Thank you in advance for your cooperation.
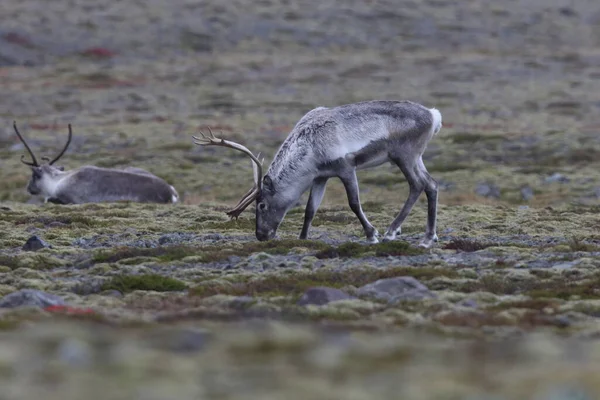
[0,0,600,398]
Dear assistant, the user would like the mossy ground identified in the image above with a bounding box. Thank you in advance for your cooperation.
[1,0,600,398]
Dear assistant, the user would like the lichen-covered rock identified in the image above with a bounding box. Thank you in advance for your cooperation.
[297,287,355,306]
[22,235,52,251]
[357,277,436,303]
[0,289,66,308]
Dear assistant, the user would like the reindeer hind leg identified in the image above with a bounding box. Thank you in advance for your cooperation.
[382,152,426,242]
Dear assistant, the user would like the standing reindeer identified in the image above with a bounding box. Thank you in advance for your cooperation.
[13,121,179,205]
[193,100,442,248]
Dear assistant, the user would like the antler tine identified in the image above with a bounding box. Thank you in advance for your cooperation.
[48,124,72,165]
[192,126,263,187]
[226,187,259,219]
[191,125,265,218]
[13,121,39,167]
[206,126,216,139]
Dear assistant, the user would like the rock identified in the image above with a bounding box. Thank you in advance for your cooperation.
[552,260,580,270]
[520,186,534,201]
[457,298,479,308]
[357,277,436,303]
[475,183,500,199]
[544,173,569,184]
[297,287,355,306]
[22,235,52,251]
[0,289,66,308]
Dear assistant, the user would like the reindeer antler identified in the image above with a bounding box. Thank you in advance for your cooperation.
[192,126,264,219]
[13,121,39,167]
[47,124,72,165]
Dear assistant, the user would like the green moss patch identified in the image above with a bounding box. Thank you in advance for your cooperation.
[13,214,112,228]
[486,298,562,312]
[0,254,63,270]
[91,239,330,266]
[448,132,505,144]
[190,265,457,298]
[101,274,187,293]
[315,241,423,259]
[93,245,199,264]
[443,238,498,252]
[457,272,600,300]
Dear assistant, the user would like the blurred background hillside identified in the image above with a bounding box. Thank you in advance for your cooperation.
[1,0,599,208]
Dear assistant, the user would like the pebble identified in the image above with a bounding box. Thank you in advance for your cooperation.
[544,173,570,184]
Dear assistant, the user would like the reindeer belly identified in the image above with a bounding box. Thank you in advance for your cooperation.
[347,139,389,170]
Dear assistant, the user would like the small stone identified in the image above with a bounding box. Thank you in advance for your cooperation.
[544,173,569,184]
[297,287,355,306]
[0,289,66,308]
[22,235,52,251]
[520,186,534,201]
[552,260,580,270]
[457,298,479,308]
[475,183,500,199]
[357,277,436,303]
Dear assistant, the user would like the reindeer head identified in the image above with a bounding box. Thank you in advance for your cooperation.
[13,121,72,196]
[192,127,287,241]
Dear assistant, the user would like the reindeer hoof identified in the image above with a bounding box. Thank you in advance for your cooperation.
[382,228,401,242]
[366,229,379,244]
[418,237,437,249]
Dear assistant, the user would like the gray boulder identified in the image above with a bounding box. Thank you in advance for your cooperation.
[0,289,66,308]
[357,276,436,303]
[297,287,355,306]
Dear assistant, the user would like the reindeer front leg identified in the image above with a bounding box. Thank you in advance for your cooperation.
[338,169,379,244]
[299,177,329,239]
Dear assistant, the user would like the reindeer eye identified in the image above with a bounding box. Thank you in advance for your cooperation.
[258,202,267,211]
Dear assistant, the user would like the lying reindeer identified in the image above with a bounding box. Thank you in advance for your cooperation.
[13,121,179,205]
[193,100,442,248]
